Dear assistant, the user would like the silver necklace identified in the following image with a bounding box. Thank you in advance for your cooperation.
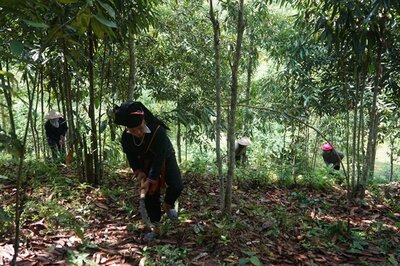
[133,135,145,146]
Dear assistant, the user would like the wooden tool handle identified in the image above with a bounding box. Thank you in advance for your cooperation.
[140,177,147,199]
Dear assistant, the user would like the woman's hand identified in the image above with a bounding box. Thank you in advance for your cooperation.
[59,136,65,146]
[135,170,158,196]
[135,170,147,181]
[141,179,150,194]
[141,179,159,195]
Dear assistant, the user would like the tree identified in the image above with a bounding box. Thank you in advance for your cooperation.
[225,0,245,216]
[209,0,224,210]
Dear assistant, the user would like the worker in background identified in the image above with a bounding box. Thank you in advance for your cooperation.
[321,143,344,170]
[235,136,252,166]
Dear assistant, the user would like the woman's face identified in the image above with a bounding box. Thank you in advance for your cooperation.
[126,119,146,138]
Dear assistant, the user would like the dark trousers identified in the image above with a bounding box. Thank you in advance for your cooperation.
[144,154,183,222]
[49,141,65,162]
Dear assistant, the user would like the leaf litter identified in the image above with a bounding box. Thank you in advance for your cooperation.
[0,168,399,265]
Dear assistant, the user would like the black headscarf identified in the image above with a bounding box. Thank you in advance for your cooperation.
[113,101,169,129]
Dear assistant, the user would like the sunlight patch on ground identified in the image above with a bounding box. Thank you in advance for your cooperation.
[311,212,399,232]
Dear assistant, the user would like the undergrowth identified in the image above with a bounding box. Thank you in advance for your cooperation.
[1,156,399,265]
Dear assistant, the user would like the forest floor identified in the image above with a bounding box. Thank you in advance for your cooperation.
[1,163,400,265]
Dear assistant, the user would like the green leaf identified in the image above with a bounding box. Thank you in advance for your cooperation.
[10,40,23,57]
[72,13,91,33]
[23,20,49,29]
[0,175,9,180]
[93,14,117,28]
[239,258,250,266]
[74,227,84,239]
[242,250,256,256]
[98,1,115,18]
[250,256,261,266]
[388,257,398,266]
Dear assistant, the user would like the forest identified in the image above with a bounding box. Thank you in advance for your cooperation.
[1,0,400,265]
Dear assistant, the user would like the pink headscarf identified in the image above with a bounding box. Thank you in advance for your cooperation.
[321,143,333,151]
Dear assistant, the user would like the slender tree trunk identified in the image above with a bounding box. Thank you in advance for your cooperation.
[0,60,16,136]
[312,124,319,169]
[243,33,254,134]
[27,70,41,159]
[209,0,224,210]
[128,32,137,100]
[12,67,37,265]
[0,102,6,131]
[40,69,46,158]
[29,90,39,158]
[177,118,182,164]
[184,127,187,161]
[356,63,367,191]
[102,43,112,163]
[351,66,360,195]
[87,27,99,185]
[31,71,42,159]
[62,41,76,167]
[389,137,394,182]
[305,123,310,167]
[361,46,383,197]
[75,91,85,181]
[225,0,245,216]
[97,38,109,181]
[109,44,117,143]
[281,127,287,177]
[47,73,52,110]
[340,45,351,198]
[291,125,298,184]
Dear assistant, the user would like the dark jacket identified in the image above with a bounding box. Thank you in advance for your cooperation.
[121,122,175,182]
[322,150,344,166]
[45,118,68,145]
[235,143,246,160]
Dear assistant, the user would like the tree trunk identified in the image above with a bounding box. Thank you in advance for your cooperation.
[12,66,37,265]
[40,70,46,158]
[389,137,394,182]
[0,60,16,137]
[97,38,109,181]
[356,63,367,192]
[339,43,351,198]
[351,65,360,195]
[24,73,40,160]
[361,38,383,197]
[31,71,42,159]
[291,125,298,184]
[62,40,79,170]
[209,0,224,210]
[87,27,99,185]
[29,94,39,159]
[128,32,137,100]
[311,125,319,169]
[243,32,254,134]
[225,0,245,216]
[177,118,182,164]
[0,103,6,132]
